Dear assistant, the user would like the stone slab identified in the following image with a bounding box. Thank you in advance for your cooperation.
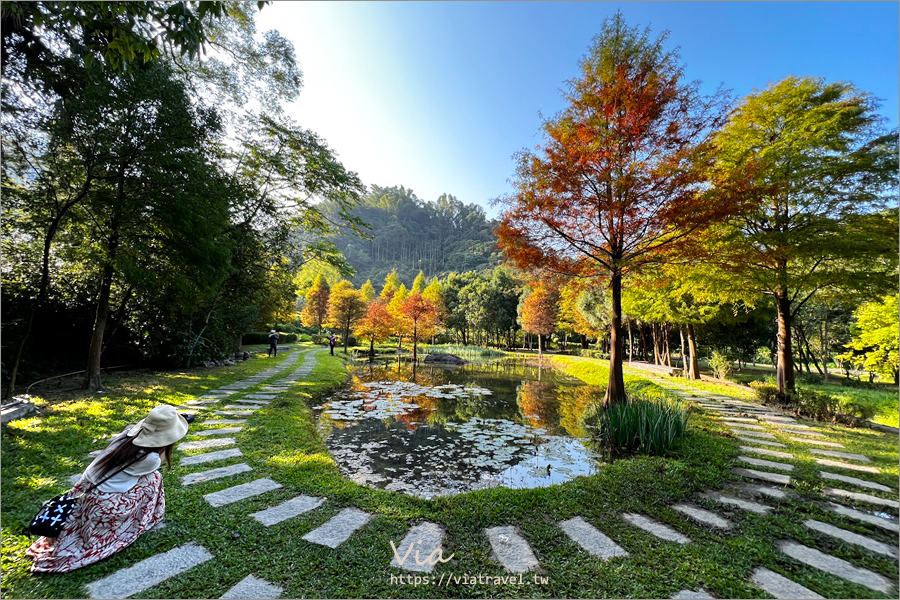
[814,458,880,474]
[215,411,255,417]
[720,417,758,423]
[822,487,899,509]
[670,590,713,599]
[723,422,766,430]
[671,504,731,529]
[750,567,824,599]
[739,446,794,460]
[220,574,283,599]
[187,399,220,405]
[778,540,893,593]
[389,522,446,572]
[244,394,278,399]
[733,483,789,500]
[485,525,540,572]
[200,419,247,426]
[86,542,213,599]
[206,390,237,395]
[730,429,777,439]
[204,478,283,507]
[195,426,243,436]
[558,516,628,560]
[230,399,270,405]
[737,456,795,472]
[773,422,811,429]
[788,437,844,448]
[731,468,791,485]
[223,405,260,411]
[760,416,796,423]
[819,471,893,493]
[700,492,772,515]
[804,519,898,558]
[251,495,324,527]
[1,399,37,424]
[182,463,252,486]
[621,513,690,544]
[810,449,869,462]
[826,502,899,533]
[780,428,825,437]
[302,507,372,549]
[178,437,236,451]
[735,437,787,448]
[180,447,244,466]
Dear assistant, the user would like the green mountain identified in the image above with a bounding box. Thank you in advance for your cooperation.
[322,185,501,286]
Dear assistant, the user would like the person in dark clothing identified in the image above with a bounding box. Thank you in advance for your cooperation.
[328,334,336,356]
[268,330,279,357]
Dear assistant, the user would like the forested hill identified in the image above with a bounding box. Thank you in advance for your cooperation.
[322,185,502,285]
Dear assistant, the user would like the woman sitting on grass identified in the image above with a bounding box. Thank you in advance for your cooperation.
[27,404,190,573]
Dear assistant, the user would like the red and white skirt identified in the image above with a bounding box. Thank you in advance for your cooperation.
[26,471,165,573]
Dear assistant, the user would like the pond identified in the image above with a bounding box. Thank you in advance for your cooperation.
[314,358,607,498]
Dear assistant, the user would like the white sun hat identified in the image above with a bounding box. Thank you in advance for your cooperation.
[127,405,189,447]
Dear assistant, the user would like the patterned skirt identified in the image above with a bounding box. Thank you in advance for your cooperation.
[26,471,165,573]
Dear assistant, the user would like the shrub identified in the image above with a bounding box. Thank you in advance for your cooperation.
[709,350,733,379]
[594,395,688,454]
[749,381,782,405]
[792,388,839,420]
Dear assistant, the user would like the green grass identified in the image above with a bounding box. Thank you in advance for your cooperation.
[2,348,898,599]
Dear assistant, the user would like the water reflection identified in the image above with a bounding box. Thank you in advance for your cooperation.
[315,359,606,498]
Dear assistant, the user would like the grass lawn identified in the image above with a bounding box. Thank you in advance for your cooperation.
[2,345,897,598]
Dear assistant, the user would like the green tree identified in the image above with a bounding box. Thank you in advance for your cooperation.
[840,295,899,384]
[326,281,366,353]
[711,76,899,394]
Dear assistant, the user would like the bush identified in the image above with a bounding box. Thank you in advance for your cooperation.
[709,350,733,379]
[241,332,297,345]
[571,349,610,360]
[593,395,688,454]
[792,388,839,421]
[749,381,782,405]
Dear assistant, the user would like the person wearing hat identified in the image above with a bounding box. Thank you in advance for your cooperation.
[268,329,280,357]
[26,405,190,573]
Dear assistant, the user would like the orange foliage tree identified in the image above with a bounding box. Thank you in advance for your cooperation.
[300,273,330,333]
[496,14,735,404]
[327,280,366,353]
[354,301,395,357]
[519,286,558,358]
[400,292,439,361]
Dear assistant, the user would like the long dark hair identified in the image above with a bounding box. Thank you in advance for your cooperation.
[91,439,175,480]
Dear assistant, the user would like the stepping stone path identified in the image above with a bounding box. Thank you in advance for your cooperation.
[389,521,446,572]
[219,574,283,599]
[82,358,900,599]
[558,516,628,559]
[302,507,372,549]
[750,567,824,599]
[86,542,212,599]
[485,525,540,572]
[621,513,690,544]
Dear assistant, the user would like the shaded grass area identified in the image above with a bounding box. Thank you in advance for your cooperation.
[2,349,898,599]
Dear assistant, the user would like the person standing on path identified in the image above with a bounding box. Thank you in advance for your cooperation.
[268,329,280,357]
[26,405,190,573]
[329,333,336,356]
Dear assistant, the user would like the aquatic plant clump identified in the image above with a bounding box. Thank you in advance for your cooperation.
[595,395,688,454]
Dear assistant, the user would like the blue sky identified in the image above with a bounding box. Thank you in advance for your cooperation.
[255,1,899,217]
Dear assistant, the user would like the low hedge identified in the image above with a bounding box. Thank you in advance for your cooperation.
[242,332,299,345]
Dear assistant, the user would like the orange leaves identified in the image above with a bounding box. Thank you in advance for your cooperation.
[520,285,559,336]
[354,301,395,345]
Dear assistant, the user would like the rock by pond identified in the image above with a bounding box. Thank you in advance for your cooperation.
[423,352,465,365]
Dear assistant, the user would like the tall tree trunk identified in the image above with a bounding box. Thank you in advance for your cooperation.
[663,323,672,367]
[627,318,633,363]
[412,321,418,362]
[639,325,647,361]
[687,324,701,380]
[775,287,796,394]
[84,211,121,391]
[605,269,626,406]
[679,326,688,377]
